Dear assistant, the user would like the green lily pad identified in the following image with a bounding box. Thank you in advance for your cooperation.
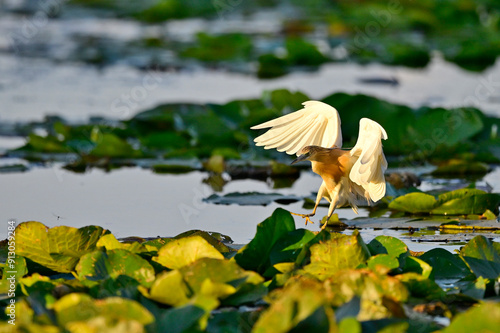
[366,254,399,272]
[388,193,437,214]
[179,258,264,306]
[269,229,317,267]
[173,230,234,253]
[234,208,295,275]
[326,268,409,320]
[302,231,371,280]
[181,33,252,62]
[252,278,335,333]
[285,37,329,66]
[152,235,224,269]
[419,248,470,280]
[403,256,433,279]
[257,54,289,79]
[368,236,409,269]
[432,193,500,215]
[207,310,260,333]
[23,133,72,153]
[96,233,148,253]
[76,249,155,287]
[53,293,154,327]
[264,89,310,113]
[148,270,191,306]
[396,273,445,300]
[1,255,27,290]
[431,160,490,176]
[459,276,487,299]
[16,222,106,273]
[388,188,500,215]
[157,295,219,333]
[204,192,301,206]
[441,302,500,333]
[89,133,139,158]
[460,235,500,279]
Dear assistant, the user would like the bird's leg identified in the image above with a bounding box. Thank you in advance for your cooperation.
[291,186,324,225]
[290,211,316,225]
[321,194,338,230]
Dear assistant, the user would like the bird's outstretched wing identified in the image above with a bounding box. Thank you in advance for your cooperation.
[349,118,388,202]
[251,101,342,155]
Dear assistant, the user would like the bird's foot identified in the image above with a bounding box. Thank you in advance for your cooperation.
[320,220,328,230]
[290,212,315,225]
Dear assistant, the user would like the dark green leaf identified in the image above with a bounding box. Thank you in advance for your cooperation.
[76,249,155,287]
[234,208,295,275]
[419,248,470,280]
[460,235,500,279]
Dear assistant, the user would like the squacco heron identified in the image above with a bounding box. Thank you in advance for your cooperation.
[251,101,388,229]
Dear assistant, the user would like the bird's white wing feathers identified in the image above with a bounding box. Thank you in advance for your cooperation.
[251,101,342,155]
[349,118,388,202]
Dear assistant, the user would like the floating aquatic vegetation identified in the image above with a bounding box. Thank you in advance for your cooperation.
[7,90,500,174]
[2,209,500,331]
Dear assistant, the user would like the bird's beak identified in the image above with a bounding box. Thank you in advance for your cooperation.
[291,153,309,165]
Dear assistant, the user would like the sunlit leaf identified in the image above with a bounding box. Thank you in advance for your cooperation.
[252,278,335,333]
[148,270,191,306]
[179,258,265,306]
[388,193,437,214]
[441,302,500,333]
[16,222,106,273]
[368,236,409,269]
[302,231,370,280]
[153,235,224,269]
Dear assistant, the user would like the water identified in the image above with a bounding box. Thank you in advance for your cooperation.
[1,161,499,250]
[1,6,500,250]
[2,54,500,123]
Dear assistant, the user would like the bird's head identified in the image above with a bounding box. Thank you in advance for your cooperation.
[291,146,321,165]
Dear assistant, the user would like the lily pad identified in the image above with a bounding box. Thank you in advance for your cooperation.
[302,231,371,280]
[441,302,500,333]
[148,270,191,306]
[182,33,252,62]
[388,188,500,215]
[157,295,219,333]
[234,208,295,275]
[173,230,234,253]
[368,236,409,269]
[89,133,139,158]
[204,192,301,206]
[53,293,154,327]
[431,160,490,176]
[419,248,470,280]
[460,235,500,279]
[179,258,265,306]
[252,278,335,333]
[16,222,106,273]
[76,249,156,287]
[152,235,224,269]
[388,193,437,214]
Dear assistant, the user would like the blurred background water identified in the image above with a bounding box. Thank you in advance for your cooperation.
[1,0,500,248]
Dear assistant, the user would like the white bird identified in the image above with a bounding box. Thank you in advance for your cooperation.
[251,101,388,229]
